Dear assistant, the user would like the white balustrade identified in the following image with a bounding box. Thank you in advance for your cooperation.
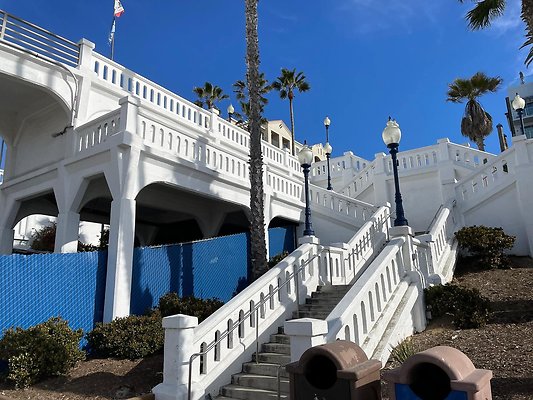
[309,184,378,225]
[341,162,376,198]
[325,236,408,348]
[447,143,496,169]
[75,110,120,154]
[455,150,516,204]
[92,53,211,130]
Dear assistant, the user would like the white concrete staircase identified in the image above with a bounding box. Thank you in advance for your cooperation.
[215,327,290,400]
[215,285,353,400]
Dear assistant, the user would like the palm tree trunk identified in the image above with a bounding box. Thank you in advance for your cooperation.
[289,95,295,156]
[475,138,485,151]
[245,0,267,281]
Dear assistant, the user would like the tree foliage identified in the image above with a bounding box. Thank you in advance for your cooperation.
[193,81,229,110]
[446,72,502,150]
[233,72,271,123]
[459,0,533,66]
[271,68,310,155]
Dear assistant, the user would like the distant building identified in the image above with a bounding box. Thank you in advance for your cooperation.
[506,78,533,139]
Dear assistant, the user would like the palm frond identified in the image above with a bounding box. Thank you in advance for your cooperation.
[465,0,506,30]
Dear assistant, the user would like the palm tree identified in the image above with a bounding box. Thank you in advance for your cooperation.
[447,72,503,151]
[458,0,533,66]
[233,72,272,118]
[193,82,228,110]
[271,68,310,155]
[245,0,268,280]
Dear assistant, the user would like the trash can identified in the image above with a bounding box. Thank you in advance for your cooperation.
[285,340,381,400]
[383,345,492,400]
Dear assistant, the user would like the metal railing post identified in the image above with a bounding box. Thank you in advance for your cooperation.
[0,12,7,40]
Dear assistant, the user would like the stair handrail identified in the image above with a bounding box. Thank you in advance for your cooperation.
[187,252,319,400]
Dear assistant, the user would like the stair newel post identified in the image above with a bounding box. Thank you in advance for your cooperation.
[152,314,199,400]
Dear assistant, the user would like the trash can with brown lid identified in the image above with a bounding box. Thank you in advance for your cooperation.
[285,340,381,400]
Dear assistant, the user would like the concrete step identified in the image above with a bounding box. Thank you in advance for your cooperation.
[242,362,289,378]
[310,292,346,300]
[298,304,337,312]
[262,342,290,355]
[221,385,288,400]
[293,310,330,319]
[305,297,344,305]
[232,373,290,392]
[269,333,290,344]
[252,352,291,365]
[317,285,351,293]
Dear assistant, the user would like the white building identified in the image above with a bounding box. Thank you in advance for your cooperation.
[506,76,533,138]
[2,10,533,400]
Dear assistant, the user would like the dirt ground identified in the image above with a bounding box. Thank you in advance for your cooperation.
[1,257,532,399]
[382,256,533,400]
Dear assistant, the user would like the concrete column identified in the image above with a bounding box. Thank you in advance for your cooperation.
[103,197,136,321]
[512,135,533,256]
[0,228,14,254]
[209,108,220,135]
[372,152,389,206]
[152,314,200,400]
[119,96,140,135]
[76,39,95,70]
[54,211,80,253]
[284,318,327,363]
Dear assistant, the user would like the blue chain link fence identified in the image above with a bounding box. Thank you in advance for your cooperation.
[0,226,296,335]
[0,251,107,336]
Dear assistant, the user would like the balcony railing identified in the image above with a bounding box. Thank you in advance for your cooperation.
[0,9,79,66]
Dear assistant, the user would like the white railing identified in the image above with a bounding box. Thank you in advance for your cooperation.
[455,148,516,205]
[386,144,439,175]
[311,152,369,179]
[325,236,408,349]
[91,53,211,130]
[447,143,496,169]
[319,205,390,286]
[75,110,120,153]
[309,184,379,226]
[0,9,79,66]
[340,161,376,198]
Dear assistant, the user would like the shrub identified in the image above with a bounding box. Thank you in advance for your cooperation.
[0,317,84,388]
[268,251,289,269]
[455,225,515,269]
[425,284,490,329]
[85,312,163,360]
[390,338,417,366]
[158,293,224,322]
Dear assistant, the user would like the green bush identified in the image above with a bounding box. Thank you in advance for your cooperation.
[0,317,84,388]
[425,284,490,329]
[390,338,417,366]
[268,251,289,269]
[455,225,515,268]
[158,293,224,322]
[85,312,164,360]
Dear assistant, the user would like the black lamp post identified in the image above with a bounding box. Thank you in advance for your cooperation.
[324,116,333,190]
[512,93,526,136]
[298,143,315,236]
[227,104,234,122]
[382,117,408,227]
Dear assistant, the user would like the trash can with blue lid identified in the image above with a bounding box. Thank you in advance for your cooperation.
[382,346,492,400]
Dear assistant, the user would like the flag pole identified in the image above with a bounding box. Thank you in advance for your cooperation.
[110,17,116,61]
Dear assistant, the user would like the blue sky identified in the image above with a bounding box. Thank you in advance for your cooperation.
[0,0,529,160]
